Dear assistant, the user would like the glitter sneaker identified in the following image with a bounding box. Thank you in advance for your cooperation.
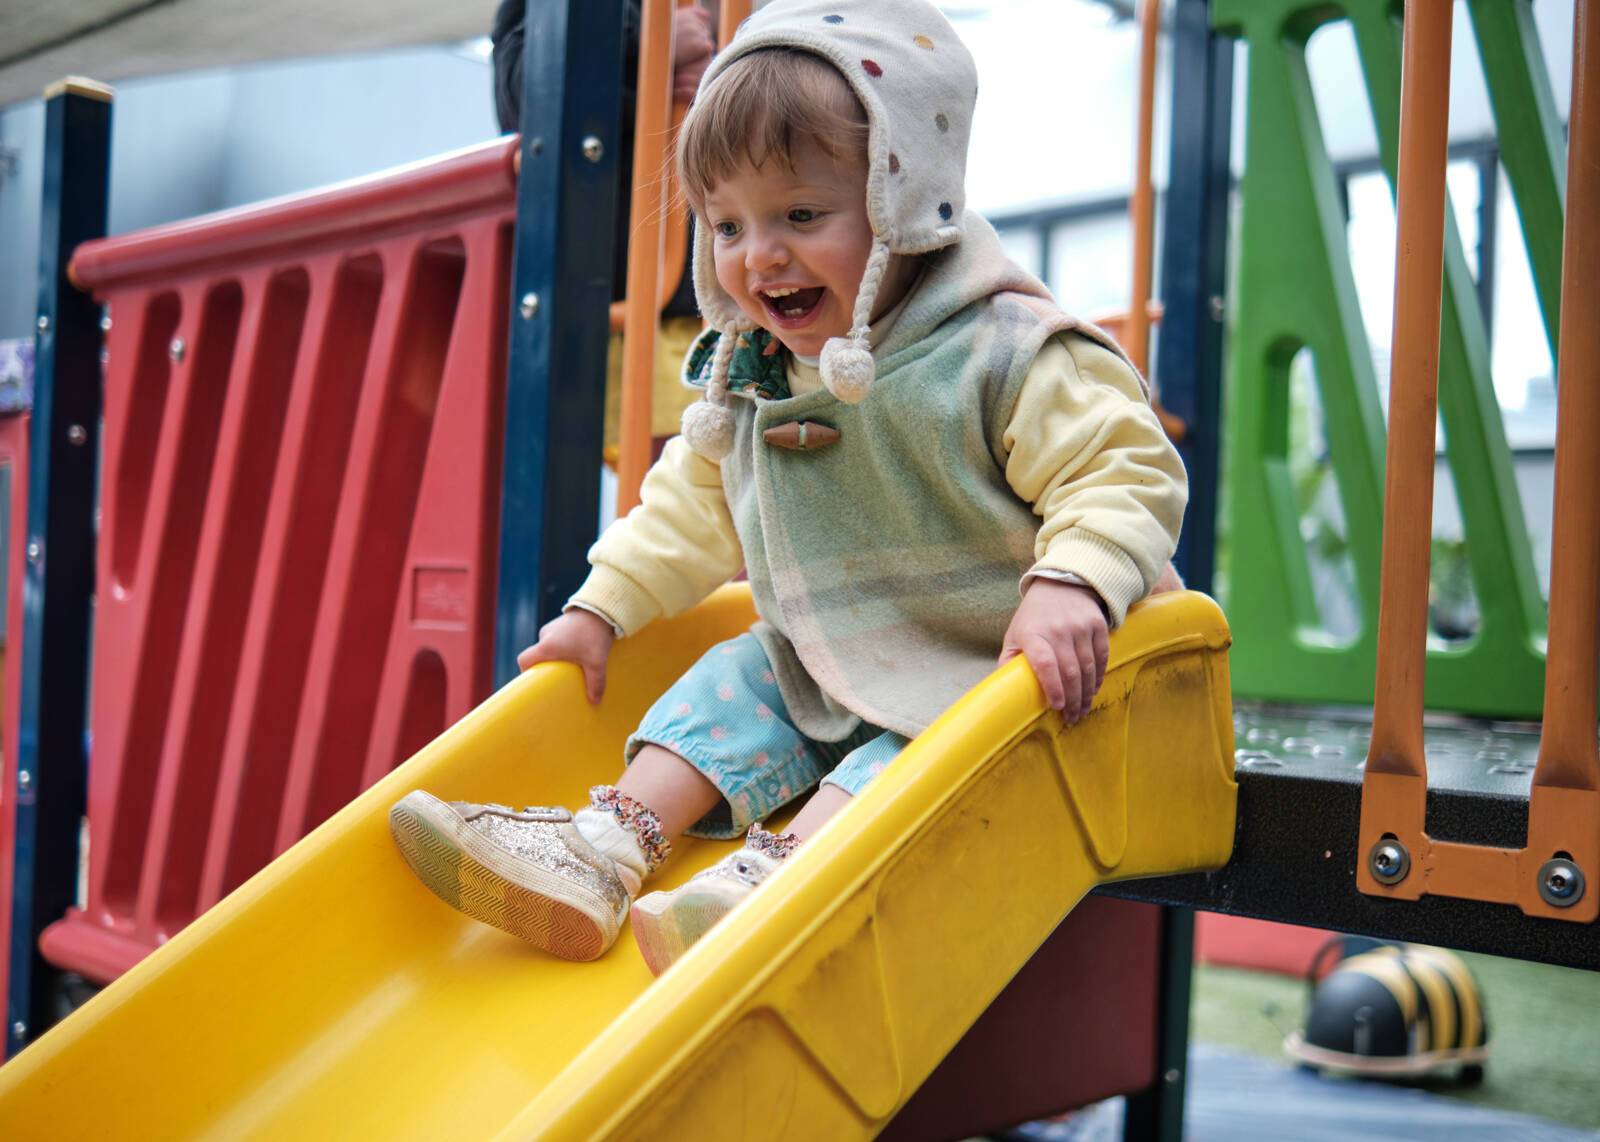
[630,827,800,976]
[389,791,631,961]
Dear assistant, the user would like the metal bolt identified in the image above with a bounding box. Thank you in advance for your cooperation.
[1368,838,1410,885]
[66,424,87,446]
[1538,857,1585,908]
[169,338,186,363]
[10,1021,24,1040]
[99,312,112,333]
[520,292,541,320]
[26,539,41,563]
[581,135,604,162]
[1164,1068,1181,1084]
[1209,295,1226,323]
[99,348,110,367]
[36,314,49,334]
[17,770,30,792]
[528,137,544,156]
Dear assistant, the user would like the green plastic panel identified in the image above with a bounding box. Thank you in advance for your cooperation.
[1213,0,1556,718]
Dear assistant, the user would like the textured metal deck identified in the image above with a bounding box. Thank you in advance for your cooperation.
[1104,704,1599,972]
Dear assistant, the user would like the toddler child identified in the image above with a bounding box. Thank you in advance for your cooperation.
[390,0,1187,974]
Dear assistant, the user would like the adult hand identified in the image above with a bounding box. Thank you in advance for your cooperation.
[673,4,715,103]
[518,610,617,705]
[999,579,1109,724]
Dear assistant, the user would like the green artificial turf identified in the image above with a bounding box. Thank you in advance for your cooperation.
[1191,953,1600,1129]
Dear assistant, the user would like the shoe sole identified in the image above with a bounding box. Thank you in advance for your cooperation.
[389,792,620,961]
[631,888,741,977]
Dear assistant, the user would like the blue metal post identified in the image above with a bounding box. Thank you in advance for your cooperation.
[493,0,628,686]
[7,79,111,1057]
[1119,2,1233,1137]
[1157,0,1233,598]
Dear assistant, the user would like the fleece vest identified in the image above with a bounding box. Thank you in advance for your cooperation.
[685,214,1139,739]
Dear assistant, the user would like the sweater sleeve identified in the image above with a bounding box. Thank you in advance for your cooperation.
[566,435,745,636]
[1002,333,1188,625]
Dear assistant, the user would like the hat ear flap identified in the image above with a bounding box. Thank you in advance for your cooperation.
[681,328,740,460]
[820,237,890,404]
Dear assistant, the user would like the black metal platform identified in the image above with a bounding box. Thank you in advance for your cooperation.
[1102,703,1599,973]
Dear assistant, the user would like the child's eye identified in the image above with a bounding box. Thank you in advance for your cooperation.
[788,209,818,224]
[713,220,740,238]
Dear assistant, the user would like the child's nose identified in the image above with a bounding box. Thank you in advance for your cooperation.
[745,230,789,271]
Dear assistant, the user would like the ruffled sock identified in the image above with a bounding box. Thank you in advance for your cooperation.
[574,785,672,897]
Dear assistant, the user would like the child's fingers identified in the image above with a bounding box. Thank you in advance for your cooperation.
[1074,635,1098,717]
[581,659,607,706]
[1023,635,1067,713]
[1092,623,1109,690]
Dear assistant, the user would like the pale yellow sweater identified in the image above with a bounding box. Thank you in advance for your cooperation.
[571,331,1186,638]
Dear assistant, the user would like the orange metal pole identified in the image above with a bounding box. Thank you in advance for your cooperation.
[1356,0,1453,898]
[1532,0,1600,795]
[616,0,677,514]
[1125,0,1160,376]
[719,0,749,51]
[1363,0,1453,784]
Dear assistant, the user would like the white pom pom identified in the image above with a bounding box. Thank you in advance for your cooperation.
[819,336,875,404]
[681,399,736,460]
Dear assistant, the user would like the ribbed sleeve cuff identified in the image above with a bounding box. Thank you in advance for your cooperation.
[1033,528,1148,626]
[567,566,663,638]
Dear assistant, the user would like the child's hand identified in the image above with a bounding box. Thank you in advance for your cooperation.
[999,579,1109,723]
[517,610,616,705]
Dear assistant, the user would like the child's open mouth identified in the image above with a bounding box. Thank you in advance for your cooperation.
[758,285,825,327]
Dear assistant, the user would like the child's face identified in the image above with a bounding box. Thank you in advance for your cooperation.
[703,137,875,358]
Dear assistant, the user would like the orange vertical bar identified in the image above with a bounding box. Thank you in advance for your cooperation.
[1533,0,1600,795]
[719,0,749,50]
[1364,0,1453,782]
[616,0,676,515]
[1125,0,1160,375]
[1357,0,1453,896]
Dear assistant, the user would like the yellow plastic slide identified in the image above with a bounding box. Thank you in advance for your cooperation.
[0,585,1235,1139]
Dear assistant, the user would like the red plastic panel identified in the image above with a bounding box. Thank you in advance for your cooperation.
[0,415,30,1009]
[38,139,518,982]
[1195,912,1338,979]
[883,895,1162,1139]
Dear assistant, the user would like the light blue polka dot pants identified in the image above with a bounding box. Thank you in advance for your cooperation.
[625,632,909,839]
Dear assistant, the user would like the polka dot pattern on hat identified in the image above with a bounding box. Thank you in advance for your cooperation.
[688,0,977,352]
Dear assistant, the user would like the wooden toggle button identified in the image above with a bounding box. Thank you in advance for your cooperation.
[762,421,840,451]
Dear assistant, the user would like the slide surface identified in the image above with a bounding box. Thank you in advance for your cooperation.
[0,586,1235,1139]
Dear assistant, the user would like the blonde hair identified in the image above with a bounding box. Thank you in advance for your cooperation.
[678,49,869,209]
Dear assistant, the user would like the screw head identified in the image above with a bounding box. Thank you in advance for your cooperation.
[1209,295,1226,323]
[10,1021,24,1040]
[67,424,87,446]
[26,539,41,563]
[581,135,604,162]
[1164,1068,1182,1084]
[36,314,49,334]
[99,312,112,333]
[17,770,30,791]
[1538,857,1585,908]
[1368,839,1410,885]
[169,337,186,363]
[520,292,541,320]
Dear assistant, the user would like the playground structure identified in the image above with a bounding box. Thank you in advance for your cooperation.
[0,0,1592,1136]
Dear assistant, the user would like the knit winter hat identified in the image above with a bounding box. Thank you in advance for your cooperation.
[681,0,979,460]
